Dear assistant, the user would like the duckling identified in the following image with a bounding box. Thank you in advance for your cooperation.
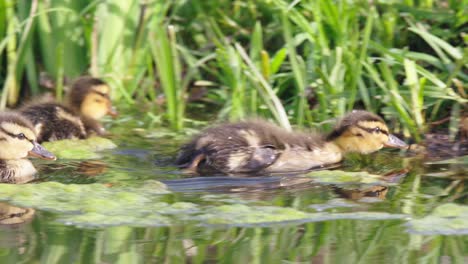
[19,76,117,143]
[176,110,408,174]
[0,113,56,183]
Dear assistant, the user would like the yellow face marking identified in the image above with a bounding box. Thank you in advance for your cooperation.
[333,121,391,154]
[92,84,110,95]
[81,93,111,120]
[1,123,36,141]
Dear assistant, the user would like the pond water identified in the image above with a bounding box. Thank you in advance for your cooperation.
[0,114,466,263]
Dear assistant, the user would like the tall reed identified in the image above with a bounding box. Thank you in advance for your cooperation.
[0,0,465,138]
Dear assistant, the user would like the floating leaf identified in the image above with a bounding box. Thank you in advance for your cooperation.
[0,180,172,227]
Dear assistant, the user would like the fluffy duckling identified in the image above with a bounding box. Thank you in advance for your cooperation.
[0,202,35,225]
[19,76,117,143]
[0,113,56,183]
[176,111,407,174]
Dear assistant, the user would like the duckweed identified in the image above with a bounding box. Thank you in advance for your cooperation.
[42,137,117,159]
[0,179,410,227]
[196,204,406,226]
[198,205,310,225]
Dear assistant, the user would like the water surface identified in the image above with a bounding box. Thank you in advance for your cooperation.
[0,119,466,263]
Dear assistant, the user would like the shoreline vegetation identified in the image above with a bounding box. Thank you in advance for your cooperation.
[0,1,466,141]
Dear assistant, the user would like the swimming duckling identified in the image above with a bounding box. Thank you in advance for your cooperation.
[19,76,117,143]
[176,111,408,174]
[0,113,56,183]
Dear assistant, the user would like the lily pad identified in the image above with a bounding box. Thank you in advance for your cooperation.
[42,137,117,159]
[407,203,468,235]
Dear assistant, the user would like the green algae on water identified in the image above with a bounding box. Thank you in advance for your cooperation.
[305,170,385,185]
[0,180,173,227]
[0,180,409,228]
[42,137,117,159]
[0,170,415,229]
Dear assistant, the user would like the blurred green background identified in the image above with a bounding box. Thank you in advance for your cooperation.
[1,0,467,139]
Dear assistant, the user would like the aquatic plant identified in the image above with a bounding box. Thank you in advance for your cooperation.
[0,0,466,138]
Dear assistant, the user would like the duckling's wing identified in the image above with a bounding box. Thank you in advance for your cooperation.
[210,145,278,174]
[178,142,279,174]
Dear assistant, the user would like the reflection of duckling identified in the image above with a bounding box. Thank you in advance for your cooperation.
[0,113,56,183]
[0,202,35,225]
[334,186,389,201]
[19,77,117,143]
[78,160,108,176]
[176,111,407,174]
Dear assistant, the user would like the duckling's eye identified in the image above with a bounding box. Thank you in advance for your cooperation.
[17,133,26,140]
[373,127,381,133]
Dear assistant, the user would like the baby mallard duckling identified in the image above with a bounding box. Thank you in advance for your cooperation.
[176,111,407,174]
[20,76,117,143]
[0,113,56,183]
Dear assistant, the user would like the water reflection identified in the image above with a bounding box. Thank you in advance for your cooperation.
[0,203,35,225]
[0,129,462,262]
[77,161,108,176]
[334,185,389,200]
[0,202,36,262]
[0,216,465,263]
[332,170,409,201]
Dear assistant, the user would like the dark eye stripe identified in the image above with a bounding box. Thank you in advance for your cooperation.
[356,124,388,135]
[0,127,33,141]
[94,91,110,99]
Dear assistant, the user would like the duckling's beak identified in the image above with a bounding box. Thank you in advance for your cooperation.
[384,134,407,149]
[28,142,56,160]
[107,107,118,118]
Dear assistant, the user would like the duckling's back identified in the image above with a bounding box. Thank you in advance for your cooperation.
[176,120,324,174]
[20,102,86,143]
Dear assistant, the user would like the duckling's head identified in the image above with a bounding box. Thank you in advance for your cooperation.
[0,113,56,160]
[327,110,407,154]
[69,77,118,120]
